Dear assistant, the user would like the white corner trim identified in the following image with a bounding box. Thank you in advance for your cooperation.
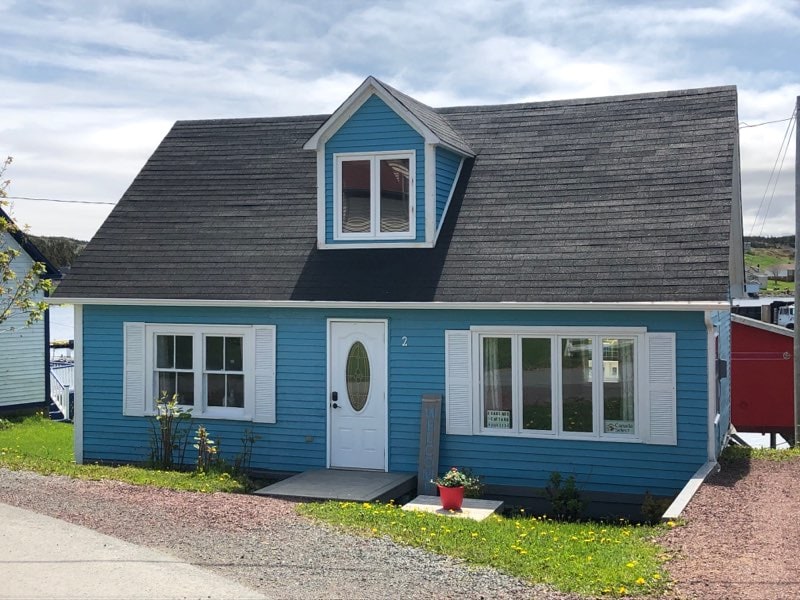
[662,460,718,520]
[303,77,441,150]
[50,298,732,312]
[434,156,464,242]
[705,312,716,462]
[315,146,326,248]
[73,304,83,464]
[424,143,436,244]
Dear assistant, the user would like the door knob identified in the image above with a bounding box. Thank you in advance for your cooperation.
[332,402,339,409]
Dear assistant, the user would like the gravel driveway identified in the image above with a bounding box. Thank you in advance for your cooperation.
[0,469,574,600]
[661,454,800,600]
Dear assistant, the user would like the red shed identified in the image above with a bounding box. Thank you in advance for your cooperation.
[731,314,794,442]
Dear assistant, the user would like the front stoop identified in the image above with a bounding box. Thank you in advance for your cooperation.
[402,495,504,521]
[253,469,416,502]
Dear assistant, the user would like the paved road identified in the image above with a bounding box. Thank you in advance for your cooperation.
[0,502,266,599]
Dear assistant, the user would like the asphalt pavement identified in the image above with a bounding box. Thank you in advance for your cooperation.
[0,502,266,599]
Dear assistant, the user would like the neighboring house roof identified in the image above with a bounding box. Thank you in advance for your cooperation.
[54,85,738,303]
[0,206,60,279]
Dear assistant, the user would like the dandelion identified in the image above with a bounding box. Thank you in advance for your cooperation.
[618,586,627,595]
[653,573,662,580]
[666,520,677,528]
[626,561,636,568]
[471,532,478,537]
[371,528,378,534]
[635,577,646,585]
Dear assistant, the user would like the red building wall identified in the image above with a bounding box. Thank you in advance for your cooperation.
[731,320,794,432]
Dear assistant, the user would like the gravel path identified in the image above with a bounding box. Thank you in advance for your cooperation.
[0,469,574,600]
[661,455,800,600]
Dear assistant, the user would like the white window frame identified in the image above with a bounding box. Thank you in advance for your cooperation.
[145,324,256,421]
[333,150,416,241]
[471,326,647,442]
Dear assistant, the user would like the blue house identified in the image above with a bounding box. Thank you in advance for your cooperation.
[54,77,744,507]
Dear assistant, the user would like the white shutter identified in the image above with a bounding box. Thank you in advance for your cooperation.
[253,325,276,423]
[123,322,146,417]
[646,332,677,445]
[445,330,473,435]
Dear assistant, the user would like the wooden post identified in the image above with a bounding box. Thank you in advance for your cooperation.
[417,394,442,495]
[795,96,800,447]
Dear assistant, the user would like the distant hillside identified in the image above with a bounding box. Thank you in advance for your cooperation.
[28,235,86,270]
[745,235,794,249]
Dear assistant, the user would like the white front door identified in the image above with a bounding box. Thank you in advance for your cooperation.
[329,320,387,470]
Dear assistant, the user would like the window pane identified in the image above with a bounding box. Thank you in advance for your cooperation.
[156,335,174,369]
[207,373,225,407]
[206,336,224,371]
[603,338,635,434]
[175,336,193,369]
[483,337,512,429]
[379,158,410,233]
[561,338,593,433]
[342,160,371,233]
[346,342,371,411]
[522,338,552,431]
[177,372,194,405]
[226,374,244,408]
[157,371,176,398]
[226,337,243,371]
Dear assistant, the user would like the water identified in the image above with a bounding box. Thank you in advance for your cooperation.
[49,304,74,360]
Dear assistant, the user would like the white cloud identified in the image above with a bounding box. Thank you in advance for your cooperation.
[0,0,797,238]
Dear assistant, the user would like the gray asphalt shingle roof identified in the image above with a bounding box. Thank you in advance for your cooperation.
[55,85,738,303]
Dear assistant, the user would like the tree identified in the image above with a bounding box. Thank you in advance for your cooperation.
[0,156,53,331]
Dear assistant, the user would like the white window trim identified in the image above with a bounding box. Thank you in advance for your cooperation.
[333,150,416,241]
[145,324,256,421]
[470,326,647,443]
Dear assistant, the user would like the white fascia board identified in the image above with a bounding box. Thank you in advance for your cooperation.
[50,297,731,312]
[731,313,794,338]
[303,77,440,150]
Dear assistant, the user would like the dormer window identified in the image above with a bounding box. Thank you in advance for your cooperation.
[334,151,415,240]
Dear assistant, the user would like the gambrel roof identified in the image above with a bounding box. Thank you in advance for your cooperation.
[55,85,740,303]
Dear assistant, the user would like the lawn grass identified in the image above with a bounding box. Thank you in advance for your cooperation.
[299,500,671,597]
[720,444,800,462]
[0,415,248,493]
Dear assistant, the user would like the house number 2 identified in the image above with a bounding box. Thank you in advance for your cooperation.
[401,336,408,347]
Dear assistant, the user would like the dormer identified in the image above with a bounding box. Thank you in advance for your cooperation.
[304,77,474,249]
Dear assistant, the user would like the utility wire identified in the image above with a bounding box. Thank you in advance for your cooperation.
[5,196,116,205]
[740,116,794,129]
[748,105,797,236]
[757,113,796,237]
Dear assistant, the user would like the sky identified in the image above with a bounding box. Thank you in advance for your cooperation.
[0,0,798,241]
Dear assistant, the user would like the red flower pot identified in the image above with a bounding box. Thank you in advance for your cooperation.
[437,485,465,511]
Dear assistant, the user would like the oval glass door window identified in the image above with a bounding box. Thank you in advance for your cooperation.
[346,341,371,411]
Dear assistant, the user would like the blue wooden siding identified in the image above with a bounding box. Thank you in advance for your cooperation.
[435,148,461,230]
[711,309,732,455]
[82,305,709,497]
[325,94,425,244]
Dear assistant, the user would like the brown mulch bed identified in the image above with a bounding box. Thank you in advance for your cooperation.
[661,454,800,600]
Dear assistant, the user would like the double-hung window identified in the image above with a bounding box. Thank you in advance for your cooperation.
[147,325,255,419]
[334,151,415,240]
[475,328,644,440]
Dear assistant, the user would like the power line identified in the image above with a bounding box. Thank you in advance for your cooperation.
[5,196,116,206]
[748,105,797,236]
[740,116,794,129]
